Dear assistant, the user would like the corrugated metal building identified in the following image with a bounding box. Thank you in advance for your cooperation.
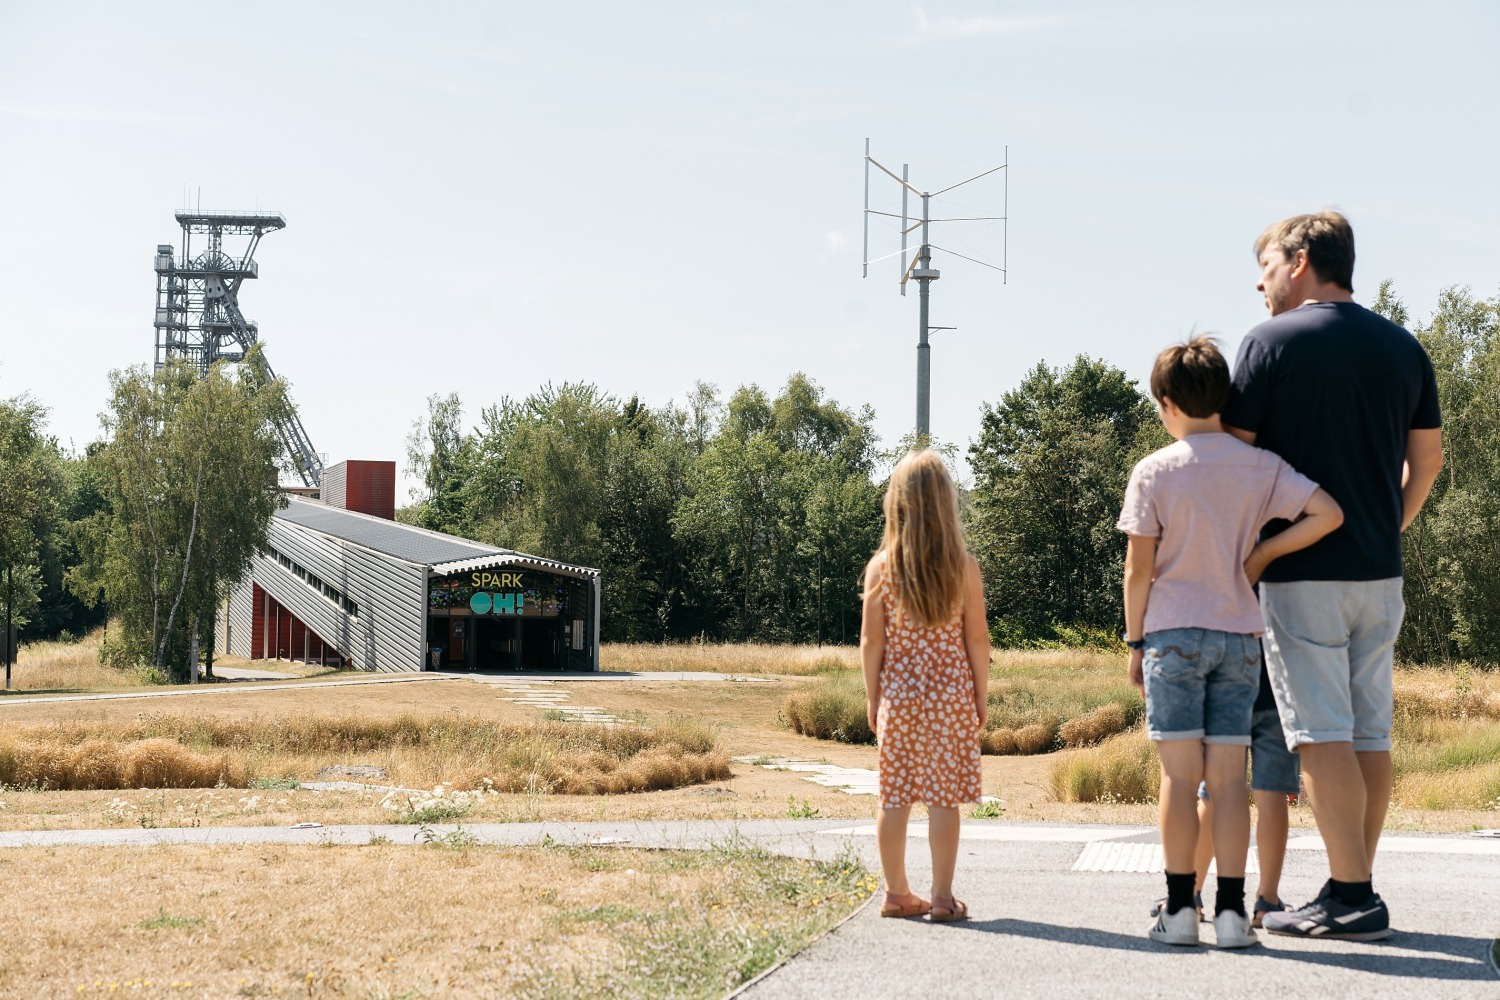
[216,462,600,672]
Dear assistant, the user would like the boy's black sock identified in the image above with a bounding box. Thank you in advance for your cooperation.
[1215,876,1246,917]
[1165,871,1197,915]
[1330,879,1374,906]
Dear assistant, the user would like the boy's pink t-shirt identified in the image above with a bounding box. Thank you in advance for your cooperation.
[1117,432,1317,636]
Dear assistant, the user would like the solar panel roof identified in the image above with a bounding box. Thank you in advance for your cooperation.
[274,497,502,566]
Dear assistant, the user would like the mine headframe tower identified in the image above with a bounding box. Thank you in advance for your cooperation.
[152,210,324,487]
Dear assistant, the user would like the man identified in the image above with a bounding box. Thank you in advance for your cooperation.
[1222,211,1443,940]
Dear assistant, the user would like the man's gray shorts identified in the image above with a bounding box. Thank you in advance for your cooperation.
[1260,578,1403,753]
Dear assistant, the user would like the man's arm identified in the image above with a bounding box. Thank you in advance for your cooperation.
[961,555,991,728]
[1223,425,1256,446]
[1402,427,1444,530]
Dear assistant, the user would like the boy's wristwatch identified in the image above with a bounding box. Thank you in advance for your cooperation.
[1122,634,1145,650]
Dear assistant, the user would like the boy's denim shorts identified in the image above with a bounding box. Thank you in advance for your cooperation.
[1142,628,1260,745]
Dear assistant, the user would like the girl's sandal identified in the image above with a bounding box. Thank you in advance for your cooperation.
[880,892,931,918]
[929,895,969,923]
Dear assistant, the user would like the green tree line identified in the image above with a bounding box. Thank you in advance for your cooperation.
[403,375,884,644]
[4,283,1497,672]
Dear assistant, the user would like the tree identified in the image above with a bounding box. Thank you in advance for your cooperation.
[967,356,1159,644]
[402,392,465,515]
[76,354,287,680]
[674,374,881,642]
[1385,283,1500,662]
[25,447,108,642]
[0,393,59,672]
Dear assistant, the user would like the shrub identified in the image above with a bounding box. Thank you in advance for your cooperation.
[0,737,240,790]
[980,729,1018,755]
[1050,728,1159,804]
[0,714,730,795]
[781,674,874,745]
[1013,721,1059,755]
[1059,703,1130,747]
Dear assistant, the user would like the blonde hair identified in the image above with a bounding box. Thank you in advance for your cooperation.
[877,450,968,628]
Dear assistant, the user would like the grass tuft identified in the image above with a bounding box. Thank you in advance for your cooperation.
[0,713,730,794]
[781,673,873,744]
[603,642,860,676]
[1050,727,1159,804]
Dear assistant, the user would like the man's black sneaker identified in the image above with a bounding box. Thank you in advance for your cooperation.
[1261,887,1392,941]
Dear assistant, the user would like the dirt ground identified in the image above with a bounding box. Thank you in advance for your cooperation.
[0,841,868,998]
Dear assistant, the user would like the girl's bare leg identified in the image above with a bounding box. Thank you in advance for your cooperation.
[876,804,914,895]
[1194,797,1215,897]
[927,806,961,900]
[1253,789,1290,904]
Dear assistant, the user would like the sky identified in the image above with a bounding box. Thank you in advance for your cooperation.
[2,1,1498,498]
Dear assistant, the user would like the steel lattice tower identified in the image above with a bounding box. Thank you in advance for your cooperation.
[152,210,324,486]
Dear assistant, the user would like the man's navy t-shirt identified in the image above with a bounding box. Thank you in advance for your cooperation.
[1222,301,1441,583]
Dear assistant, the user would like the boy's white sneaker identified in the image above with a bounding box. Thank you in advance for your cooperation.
[1213,909,1260,949]
[1148,905,1199,946]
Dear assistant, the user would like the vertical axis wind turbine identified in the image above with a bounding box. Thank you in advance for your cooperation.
[863,141,1007,438]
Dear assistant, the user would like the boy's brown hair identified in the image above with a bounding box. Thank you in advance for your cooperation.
[1254,211,1356,292]
[1150,335,1230,418]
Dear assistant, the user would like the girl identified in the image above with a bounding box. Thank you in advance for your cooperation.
[861,450,989,923]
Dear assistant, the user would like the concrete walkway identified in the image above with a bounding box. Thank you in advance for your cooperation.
[4,818,1495,997]
[0,671,456,706]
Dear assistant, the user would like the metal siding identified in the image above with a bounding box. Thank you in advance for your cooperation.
[591,574,601,671]
[345,460,395,520]
[219,576,255,657]
[260,518,427,672]
[321,461,348,511]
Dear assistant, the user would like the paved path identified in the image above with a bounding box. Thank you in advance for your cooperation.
[0,671,456,706]
[3,817,1494,997]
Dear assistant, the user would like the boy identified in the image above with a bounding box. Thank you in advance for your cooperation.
[1118,336,1342,948]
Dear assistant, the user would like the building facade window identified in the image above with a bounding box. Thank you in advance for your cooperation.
[265,546,360,618]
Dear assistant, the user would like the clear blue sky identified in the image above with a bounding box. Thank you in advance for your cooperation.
[3,1,1497,496]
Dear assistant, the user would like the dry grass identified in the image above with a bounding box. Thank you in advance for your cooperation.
[984,648,1143,754]
[781,672,873,744]
[0,712,730,795]
[6,629,156,691]
[780,646,1144,757]
[1050,666,1500,810]
[1394,664,1500,721]
[604,642,859,675]
[1049,726,1160,804]
[0,841,872,998]
[1059,703,1132,747]
[6,627,341,694]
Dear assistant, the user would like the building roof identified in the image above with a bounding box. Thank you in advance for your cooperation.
[275,497,500,566]
[273,497,599,577]
[430,552,601,580]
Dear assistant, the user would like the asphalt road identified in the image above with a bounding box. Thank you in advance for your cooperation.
[738,821,1500,1000]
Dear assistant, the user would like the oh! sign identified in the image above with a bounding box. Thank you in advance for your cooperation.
[470,592,524,615]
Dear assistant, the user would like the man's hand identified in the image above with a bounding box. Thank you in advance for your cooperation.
[1128,647,1145,697]
[1244,545,1272,586]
